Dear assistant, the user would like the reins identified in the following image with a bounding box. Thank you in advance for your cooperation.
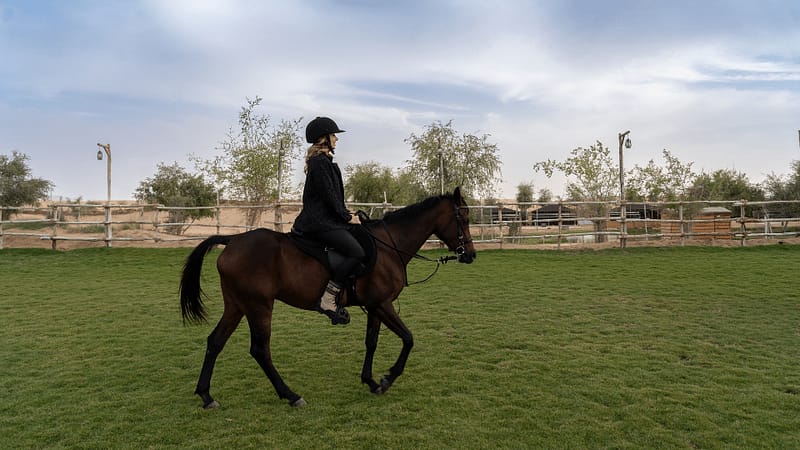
[376,220,458,286]
[357,211,458,287]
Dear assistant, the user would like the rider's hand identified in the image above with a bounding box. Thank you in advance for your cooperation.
[349,212,361,225]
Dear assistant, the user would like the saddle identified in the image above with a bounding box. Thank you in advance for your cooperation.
[288,225,377,304]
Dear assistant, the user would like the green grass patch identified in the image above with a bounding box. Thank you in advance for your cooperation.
[1,246,799,448]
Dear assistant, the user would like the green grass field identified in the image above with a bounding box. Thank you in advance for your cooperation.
[1,246,798,449]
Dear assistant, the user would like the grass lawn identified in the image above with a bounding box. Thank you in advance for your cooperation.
[0,245,798,449]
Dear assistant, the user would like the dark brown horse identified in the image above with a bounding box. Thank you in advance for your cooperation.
[179,187,476,407]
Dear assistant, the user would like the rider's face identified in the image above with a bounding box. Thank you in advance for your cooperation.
[329,134,338,149]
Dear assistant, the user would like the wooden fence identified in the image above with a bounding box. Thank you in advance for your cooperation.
[1,199,799,250]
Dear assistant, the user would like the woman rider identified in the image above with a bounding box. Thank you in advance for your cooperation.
[293,116,365,325]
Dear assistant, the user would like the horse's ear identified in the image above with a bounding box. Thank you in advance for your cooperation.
[454,186,462,202]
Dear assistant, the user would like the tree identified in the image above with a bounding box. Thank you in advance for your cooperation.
[625,150,695,202]
[688,169,764,201]
[134,162,217,235]
[534,141,617,202]
[344,161,396,204]
[0,151,53,219]
[764,160,800,221]
[533,141,617,241]
[196,96,303,226]
[515,182,534,222]
[537,188,553,203]
[765,161,800,200]
[391,168,428,206]
[344,162,427,216]
[405,120,502,199]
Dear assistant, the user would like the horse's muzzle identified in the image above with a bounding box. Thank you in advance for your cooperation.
[458,252,476,264]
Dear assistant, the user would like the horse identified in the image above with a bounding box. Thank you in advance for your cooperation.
[179,187,476,408]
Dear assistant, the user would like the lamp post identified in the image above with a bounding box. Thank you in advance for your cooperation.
[96,143,112,247]
[617,131,631,201]
[96,143,111,204]
[617,131,631,248]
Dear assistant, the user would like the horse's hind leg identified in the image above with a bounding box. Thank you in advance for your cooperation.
[246,308,306,407]
[195,307,243,409]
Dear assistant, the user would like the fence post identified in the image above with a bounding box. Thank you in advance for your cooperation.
[679,203,685,246]
[498,203,504,249]
[51,204,59,250]
[479,199,485,242]
[0,206,4,250]
[274,202,283,233]
[216,204,221,235]
[104,204,112,248]
[557,202,563,250]
[153,206,161,243]
[620,200,627,249]
[739,200,747,246]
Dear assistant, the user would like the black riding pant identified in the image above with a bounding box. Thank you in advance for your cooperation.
[311,228,366,284]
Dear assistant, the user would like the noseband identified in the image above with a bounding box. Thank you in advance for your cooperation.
[452,203,473,256]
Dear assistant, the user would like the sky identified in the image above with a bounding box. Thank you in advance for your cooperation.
[2,0,800,202]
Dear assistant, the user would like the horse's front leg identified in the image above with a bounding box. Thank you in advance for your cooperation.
[372,301,414,394]
[360,310,383,393]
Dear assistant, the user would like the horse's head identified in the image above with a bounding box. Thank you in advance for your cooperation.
[437,187,476,264]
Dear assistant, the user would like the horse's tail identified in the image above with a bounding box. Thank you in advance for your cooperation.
[180,235,231,325]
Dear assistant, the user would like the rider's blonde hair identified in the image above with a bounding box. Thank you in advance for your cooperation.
[304,137,331,173]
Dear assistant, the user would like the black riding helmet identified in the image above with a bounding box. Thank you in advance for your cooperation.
[305,117,345,144]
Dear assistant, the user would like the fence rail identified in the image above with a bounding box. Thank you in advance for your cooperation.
[2,199,800,250]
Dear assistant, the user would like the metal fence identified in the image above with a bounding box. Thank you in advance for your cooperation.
[1,199,799,250]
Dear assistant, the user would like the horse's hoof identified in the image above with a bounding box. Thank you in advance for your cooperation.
[203,400,220,409]
[371,386,384,395]
[290,397,307,407]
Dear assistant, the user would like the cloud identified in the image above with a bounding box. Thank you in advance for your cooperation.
[2,1,800,201]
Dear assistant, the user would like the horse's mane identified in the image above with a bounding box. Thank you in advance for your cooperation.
[382,193,455,224]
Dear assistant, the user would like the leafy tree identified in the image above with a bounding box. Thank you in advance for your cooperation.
[405,120,502,199]
[625,150,695,202]
[344,161,396,204]
[344,162,427,216]
[196,96,303,226]
[687,169,764,219]
[534,141,617,202]
[0,151,53,219]
[763,160,800,220]
[688,169,764,201]
[515,182,534,203]
[391,168,428,206]
[765,161,800,200]
[533,141,617,241]
[515,182,534,222]
[134,162,217,235]
[537,188,553,203]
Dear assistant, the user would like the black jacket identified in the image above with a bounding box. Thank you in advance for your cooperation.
[293,153,351,233]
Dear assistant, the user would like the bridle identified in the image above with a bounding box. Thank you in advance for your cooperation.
[452,203,473,257]
[363,200,472,286]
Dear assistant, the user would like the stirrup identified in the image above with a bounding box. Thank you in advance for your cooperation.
[318,306,350,325]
